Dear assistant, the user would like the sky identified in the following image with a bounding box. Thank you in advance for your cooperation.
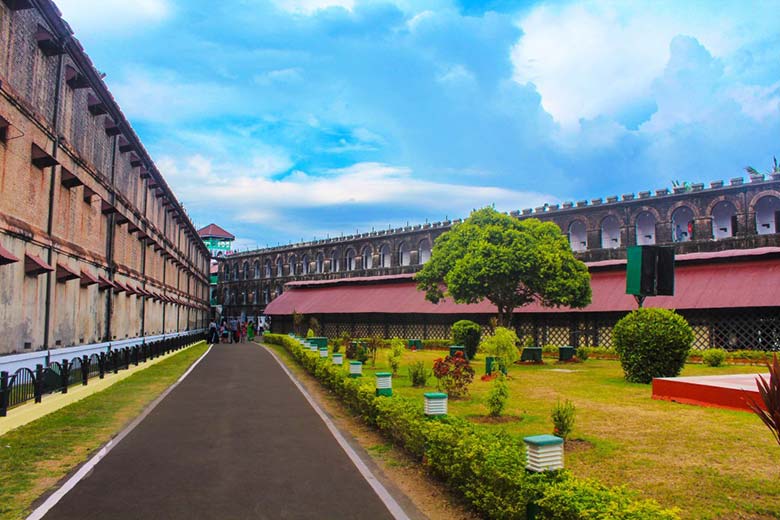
[55,0,780,250]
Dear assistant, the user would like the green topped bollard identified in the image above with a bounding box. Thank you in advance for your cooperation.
[332,353,343,365]
[349,361,363,378]
[523,434,564,472]
[423,392,448,416]
[558,346,575,362]
[318,347,328,359]
[407,338,423,350]
[375,372,392,396]
[449,345,465,358]
[520,346,543,363]
[308,337,328,348]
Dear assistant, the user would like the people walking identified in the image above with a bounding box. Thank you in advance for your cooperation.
[208,320,218,344]
[247,320,255,342]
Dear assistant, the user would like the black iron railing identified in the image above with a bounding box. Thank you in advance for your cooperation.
[0,334,206,417]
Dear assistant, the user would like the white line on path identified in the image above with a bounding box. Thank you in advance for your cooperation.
[261,344,411,520]
[26,344,214,520]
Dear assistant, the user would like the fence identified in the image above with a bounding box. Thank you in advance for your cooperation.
[0,334,206,417]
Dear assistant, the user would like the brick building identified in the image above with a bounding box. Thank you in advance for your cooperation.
[220,177,780,350]
[0,0,210,356]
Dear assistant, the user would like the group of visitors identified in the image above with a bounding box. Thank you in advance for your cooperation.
[208,318,264,344]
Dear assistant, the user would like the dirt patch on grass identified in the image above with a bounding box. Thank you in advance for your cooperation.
[564,439,594,453]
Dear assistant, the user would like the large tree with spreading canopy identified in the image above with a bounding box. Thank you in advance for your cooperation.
[415,207,592,326]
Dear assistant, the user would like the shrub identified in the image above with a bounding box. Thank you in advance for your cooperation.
[576,347,589,361]
[551,400,576,440]
[387,338,405,375]
[308,317,321,336]
[433,352,475,397]
[701,348,727,367]
[613,308,693,384]
[408,361,430,387]
[746,353,780,446]
[366,336,385,367]
[480,327,520,367]
[486,373,510,417]
[542,344,559,355]
[306,328,315,338]
[452,320,481,360]
[422,339,451,350]
[263,333,676,520]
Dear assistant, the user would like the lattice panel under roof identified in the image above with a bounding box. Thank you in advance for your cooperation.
[354,322,370,338]
[369,322,385,338]
[709,312,780,351]
[407,323,426,340]
[598,326,614,348]
[324,322,339,338]
[546,326,570,347]
[424,323,448,340]
[388,323,405,339]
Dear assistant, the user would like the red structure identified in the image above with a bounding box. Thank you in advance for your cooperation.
[652,374,768,412]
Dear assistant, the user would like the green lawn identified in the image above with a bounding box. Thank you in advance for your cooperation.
[0,342,209,520]
[349,349,780,519]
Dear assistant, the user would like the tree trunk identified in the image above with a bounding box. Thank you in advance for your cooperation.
[496,306,514,328]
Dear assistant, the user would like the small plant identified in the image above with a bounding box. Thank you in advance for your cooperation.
[387,338,405,375]
[366,336,385,367]
[355,342,369,364]
[613,308,693,383]
[551,399,576,440]
[702,348,727,367]
[451,320,481,360]
[486,373,509,417]
[292,311,305,336]
[746,353,780,446]
[576,346,589,361]
[306,328,315,338]
[308,317,321,336]
[408,361,430,387]
[480,327,520,368]
[433,351,475,398]
[333,331,350,354]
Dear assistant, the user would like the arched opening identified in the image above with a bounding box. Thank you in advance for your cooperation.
[755,195,780,235]
[276,258,283,277]
[635,212,656,245]
[379,245,390,267]
[289,255,297,276]
[345,249,356,271]
[224,264,230,282]
[671,206,694,242]
[264,260,272,278]
[712,201,738,239]
[331,250,340,272]
[418,240,431,264]
[301,255,309,275]
[275,285,283,298]
[600,215,621,249]
[568,221,587,252]
[399,242,410,266]
[243,261,249,280]
[263,286,270,304]
[253,261,260,279]
[315,253,324,274]
[362,246,373,269]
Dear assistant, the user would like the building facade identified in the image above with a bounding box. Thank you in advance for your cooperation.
[0,0,210,355]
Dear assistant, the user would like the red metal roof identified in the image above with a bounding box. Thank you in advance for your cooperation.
[198,223,235,240]
[265,257,780,316]
[0,243,19,265]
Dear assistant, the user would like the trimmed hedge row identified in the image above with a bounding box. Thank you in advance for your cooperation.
[264,333,678,520]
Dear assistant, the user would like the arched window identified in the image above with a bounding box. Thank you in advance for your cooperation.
[331,250,340,272]
[232,263,239,280]
[345,249,356,271]
[242,291,247,304]
[755,195,780,235]
[224,264,230,282]
[289,255,297,276]
[568,221,587,252]
[316,253,324,274]
[275,285,283,297]
[243,261,249,280]
[361,246,373,269]
[712,201,737,239]
[264,260,272,278]
[399,242,410,266]
[253,261,260,279]
[418,240,431,264]
[671,206,694,242]
[635,212,656,245]
[223,288,228,303]
[379,245,390,267]
[263,286,270,304]
[252,289,258,304]
[600,216,621,249]
[276,258,283,277]
[301,255,309,275]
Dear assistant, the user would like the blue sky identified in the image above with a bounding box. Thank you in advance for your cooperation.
[56,0,780,250]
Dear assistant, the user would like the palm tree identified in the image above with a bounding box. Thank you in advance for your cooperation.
[745,156,780,177]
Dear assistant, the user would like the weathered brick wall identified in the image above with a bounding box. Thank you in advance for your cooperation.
[0,2,210,354]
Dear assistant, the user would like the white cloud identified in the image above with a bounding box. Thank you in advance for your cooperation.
[729,82,780,122]
[272,0,354,15]
[56,0,171,33]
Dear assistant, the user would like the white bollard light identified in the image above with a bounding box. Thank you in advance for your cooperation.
[319,347,328,358]
[375,372,392,396]
[332,353,343,366]
[424,392,448,416]
[523,435,564,472]
[349,361,363,378]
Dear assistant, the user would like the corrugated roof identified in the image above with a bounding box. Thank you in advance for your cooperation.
[198,223,235,240]
[265,257,780,316]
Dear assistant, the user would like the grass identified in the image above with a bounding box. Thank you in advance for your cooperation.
[0,341,209,520]
[297,346,780,519]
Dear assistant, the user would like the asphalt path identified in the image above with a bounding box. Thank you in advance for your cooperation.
[40,343,399,519]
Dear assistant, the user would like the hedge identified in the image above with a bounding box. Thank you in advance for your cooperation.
[264,334,678,520]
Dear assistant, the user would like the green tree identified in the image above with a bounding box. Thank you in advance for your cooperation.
[415,207,591,326]
[745,156,779,177]
[451,320,481,360]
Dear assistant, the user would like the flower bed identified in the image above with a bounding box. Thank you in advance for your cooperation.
[264,334,678,520]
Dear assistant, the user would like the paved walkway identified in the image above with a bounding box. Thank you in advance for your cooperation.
[40,344,399,519]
